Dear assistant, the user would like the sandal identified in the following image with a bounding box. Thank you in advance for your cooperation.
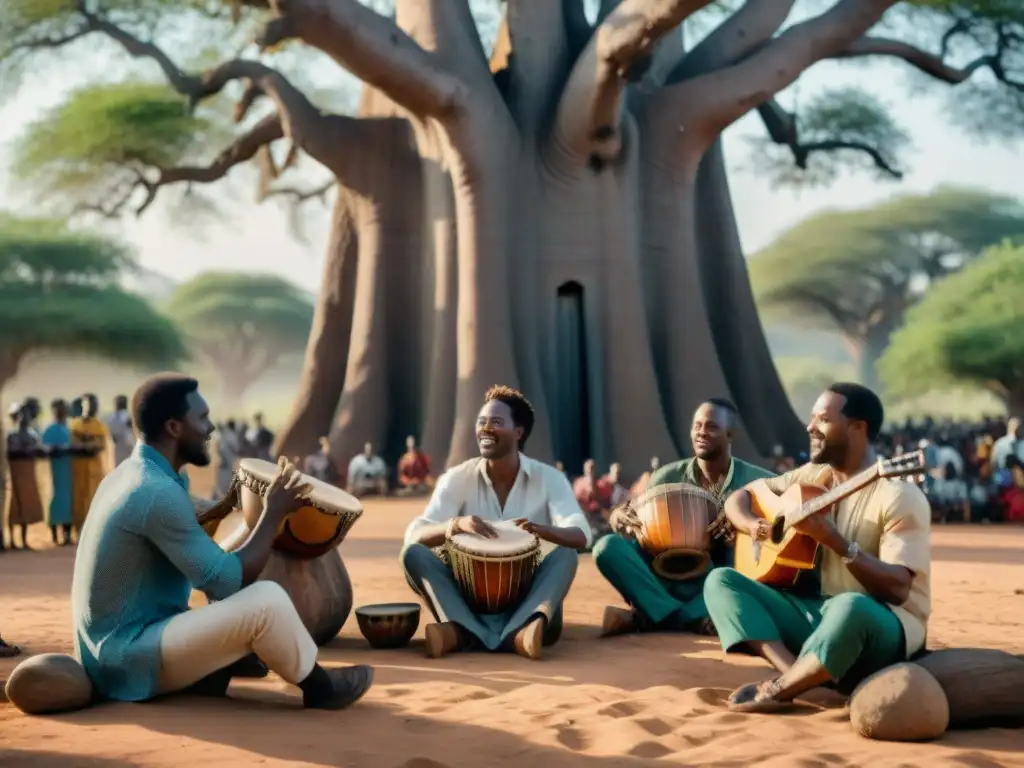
[726,678,793,713]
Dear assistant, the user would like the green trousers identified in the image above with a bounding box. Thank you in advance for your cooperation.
[592,534,710,627]
[704,568,906,693]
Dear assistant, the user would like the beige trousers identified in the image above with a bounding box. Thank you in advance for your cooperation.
[158,581,318,694]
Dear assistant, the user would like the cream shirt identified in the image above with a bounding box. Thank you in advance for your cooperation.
[764,462,932,656]
[403,453,592,549]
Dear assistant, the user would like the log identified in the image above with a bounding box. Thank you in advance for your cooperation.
[914,648,1024,728]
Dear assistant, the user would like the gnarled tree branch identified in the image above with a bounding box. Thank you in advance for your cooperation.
[835,34,1024,92]
[756,99,903,179]
[671,0,899,151]
[256,0,466,118]
[671,0,796,81]
[554,0,716,168]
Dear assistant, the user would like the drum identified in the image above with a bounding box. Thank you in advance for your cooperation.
[235,458,363,559]
[355,603,421,649]
[633,482,720,581]
[444,520,541,614]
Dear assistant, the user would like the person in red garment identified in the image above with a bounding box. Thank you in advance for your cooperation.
[397,435,434,495]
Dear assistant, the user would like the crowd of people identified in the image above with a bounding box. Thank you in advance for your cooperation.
[561,414,1024,538]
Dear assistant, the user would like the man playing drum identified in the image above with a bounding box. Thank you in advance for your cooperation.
[401,385,590,660]
[706,383,931,712]
[595,399,774,638]
[71,373,373,710]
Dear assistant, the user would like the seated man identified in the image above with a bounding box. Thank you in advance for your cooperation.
[705,383,931,712]
[397,435,434,494]
[595,399,774,637]
[347,442,388,497]
[573,458,613,539]
[71,373,373,709]
[304,436,343,487]
[401,386,590,660]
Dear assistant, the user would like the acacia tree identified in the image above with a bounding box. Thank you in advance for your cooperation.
[162,271,314,405]
[748,187,1024,388]
[0,212,186,514]
[4,1,1023,476]
[878,242,1024,416]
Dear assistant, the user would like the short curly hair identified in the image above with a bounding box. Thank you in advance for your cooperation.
[484,385,535,450]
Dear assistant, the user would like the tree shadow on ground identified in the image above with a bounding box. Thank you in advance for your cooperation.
[0,749,140,767]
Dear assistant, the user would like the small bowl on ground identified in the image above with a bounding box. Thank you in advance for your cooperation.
[356,603,421,649]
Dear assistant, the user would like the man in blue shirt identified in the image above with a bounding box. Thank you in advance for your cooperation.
[71,373,373,709]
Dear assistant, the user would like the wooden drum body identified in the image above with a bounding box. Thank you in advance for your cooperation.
[445,521,540,614]
[634,482,720,581]
[236,458,363,559]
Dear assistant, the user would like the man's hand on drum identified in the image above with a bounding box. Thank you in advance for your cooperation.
[265,457,314,520]
[453,515,499,539]
[608,503,642,539]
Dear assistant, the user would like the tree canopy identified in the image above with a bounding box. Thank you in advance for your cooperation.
[878,241,1024,415]
[2,1,1022,220]
[162,271,313,403]
[0,212,187,383]
[748,186,1024,384]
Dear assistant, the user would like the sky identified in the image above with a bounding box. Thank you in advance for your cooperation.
[1,24,1022,294]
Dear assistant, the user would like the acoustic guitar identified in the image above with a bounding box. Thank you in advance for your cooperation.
[733,450,929,588]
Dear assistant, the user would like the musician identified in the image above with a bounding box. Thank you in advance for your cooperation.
[705,383,931,713]
[401,385,590,660]
[71,373,373,710]
[595,399,774,637]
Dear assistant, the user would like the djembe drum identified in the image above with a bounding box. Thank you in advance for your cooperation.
[445,521,541,614]
[633,482,720,581]
[235,458,363,559]
[205,459,364,645]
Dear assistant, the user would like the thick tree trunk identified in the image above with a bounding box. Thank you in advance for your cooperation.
[694,141,806,457]
[274,192,359,458]
[268,0,842,481]
[1005,385,1024,419]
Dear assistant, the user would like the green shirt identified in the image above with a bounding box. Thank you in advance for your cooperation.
[647,456,775,504]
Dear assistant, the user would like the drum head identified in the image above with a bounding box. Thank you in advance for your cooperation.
[238,458,362,515]
[450,519,537,555]
[356,602,421,618]
[637,481,719,507]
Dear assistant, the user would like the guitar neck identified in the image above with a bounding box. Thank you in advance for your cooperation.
[786,464,880,527]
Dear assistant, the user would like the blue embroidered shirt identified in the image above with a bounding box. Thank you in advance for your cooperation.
[71,444,243,702]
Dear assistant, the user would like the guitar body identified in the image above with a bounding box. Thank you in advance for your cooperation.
[733,480,830,588]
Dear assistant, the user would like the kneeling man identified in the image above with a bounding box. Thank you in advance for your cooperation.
[595,399,774,637]
[72,373,373,709]
[401,386,590,660]
[705,383,931,712]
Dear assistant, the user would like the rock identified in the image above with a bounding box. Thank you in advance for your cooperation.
[849,662,949,742]
[5,653,96,715]
[915,647,1024,728]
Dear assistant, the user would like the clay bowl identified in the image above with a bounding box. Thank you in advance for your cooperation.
[355,603,421,649]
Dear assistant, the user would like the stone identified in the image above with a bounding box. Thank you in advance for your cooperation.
[5,653,96,715]
[915,647,1024,728]
[849,662,949,742]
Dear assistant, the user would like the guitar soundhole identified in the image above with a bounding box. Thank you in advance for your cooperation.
[770,516,785,545]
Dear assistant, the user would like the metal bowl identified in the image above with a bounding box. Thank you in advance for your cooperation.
[355,602,421,649]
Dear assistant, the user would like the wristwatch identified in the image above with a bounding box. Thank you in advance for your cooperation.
[842,541,861,565]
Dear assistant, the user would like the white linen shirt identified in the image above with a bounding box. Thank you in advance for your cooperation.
[403,454,592,548]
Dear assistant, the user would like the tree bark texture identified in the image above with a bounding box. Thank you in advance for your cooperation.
[263,0,898,478]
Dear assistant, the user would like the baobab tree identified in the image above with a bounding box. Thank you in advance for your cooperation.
[4,1,1022,476]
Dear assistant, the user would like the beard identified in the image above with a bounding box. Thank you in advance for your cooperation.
[809,438,845,466]
[180,439,211,467]
[694,444,723,461]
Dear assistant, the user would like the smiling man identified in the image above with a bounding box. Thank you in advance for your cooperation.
[401,385,590,660]
[705,383,931,713]
[595,398,774,638]
[71,373,373,710]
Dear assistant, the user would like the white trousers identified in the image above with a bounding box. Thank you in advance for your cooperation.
[158,581,318,694]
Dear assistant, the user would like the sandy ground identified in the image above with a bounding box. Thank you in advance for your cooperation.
[1,475,1023,767]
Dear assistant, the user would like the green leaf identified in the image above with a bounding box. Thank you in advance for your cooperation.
[878,241,1024,400]
[0,213,187,373]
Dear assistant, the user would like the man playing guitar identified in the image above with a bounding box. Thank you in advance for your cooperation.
[705,383,931,713]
